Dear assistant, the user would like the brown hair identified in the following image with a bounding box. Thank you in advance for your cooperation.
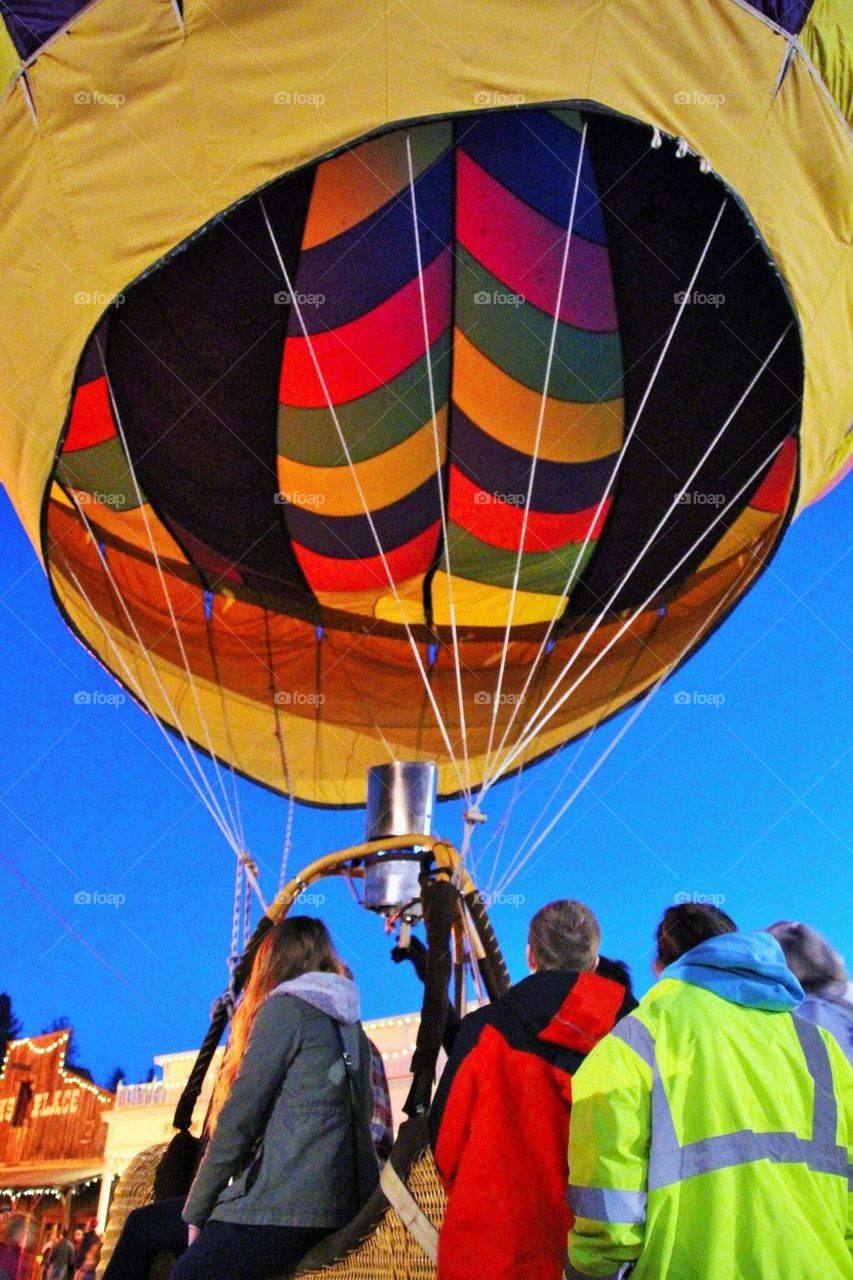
[528,899,600,972]
[766,921,847,992]
[208,917,341,1133]
[656,903,737,969]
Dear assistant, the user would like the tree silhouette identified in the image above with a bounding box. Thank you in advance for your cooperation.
[40,1017,84,1070]
[0,993,22,1065]
[106,1066,126,1093]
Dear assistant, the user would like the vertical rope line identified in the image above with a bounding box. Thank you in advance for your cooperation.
[202,600,246,852]
[492,609,667,895]
[491,439,785,786]
[480,199,729,795]
[492,532,770,897]
[482,322,787,798]
[405,130,472,796]
[260,198,471,800]
[53,535,261,896]
[95,337,244,845]
[482,120,588,779]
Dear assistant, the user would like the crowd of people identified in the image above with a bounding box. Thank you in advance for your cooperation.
[39,1218,101,1280]
[101,903,852,1280]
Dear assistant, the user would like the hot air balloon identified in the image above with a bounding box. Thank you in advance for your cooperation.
[0,0,849,1273]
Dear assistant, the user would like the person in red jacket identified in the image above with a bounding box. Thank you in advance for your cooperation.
[428,899,635,1280]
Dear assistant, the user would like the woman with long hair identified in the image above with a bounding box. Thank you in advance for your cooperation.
[166,915,378,1280]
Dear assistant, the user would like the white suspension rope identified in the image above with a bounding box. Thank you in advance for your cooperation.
[243,862,254,948]
[483,120,589,780]
[405,130,472,797]
[56,505,268,911]
[488,600,671,895]
[479,198,729,795]
[54,534,265,908]
[481,324,789,797]
[230,858,243,964]
[260,198,471,801]
[278,790,296,893]
[492,529,770,898]
[491,437,785,786]
[95,337,247,847]
[204,618,247,854]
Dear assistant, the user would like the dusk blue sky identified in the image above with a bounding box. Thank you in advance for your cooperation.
[0,481,850,1089]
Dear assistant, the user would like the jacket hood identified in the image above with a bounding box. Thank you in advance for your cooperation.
[666,931,804,1011]
[502,970,632,1053]
[268,971,361,1024]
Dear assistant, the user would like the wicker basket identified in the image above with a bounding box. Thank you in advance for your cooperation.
[97,1122,445,1280]
[97,1142,169,1275]
[292,1117,444,1280]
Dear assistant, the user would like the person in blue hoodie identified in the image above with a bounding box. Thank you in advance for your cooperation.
[767,920,853,1065]
[168,916,379,1280]
[566,902,853,1280]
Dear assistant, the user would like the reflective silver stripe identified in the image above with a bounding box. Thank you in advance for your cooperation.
[792,1014,837,1148]
[611,1016,655,1067]
[612,1011,848,1191]
[648,1130,850,1190]
[569,1184,647,1224]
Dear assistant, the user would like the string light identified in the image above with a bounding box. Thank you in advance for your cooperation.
[0,1188,63,1199]
[0,1032,113,1101]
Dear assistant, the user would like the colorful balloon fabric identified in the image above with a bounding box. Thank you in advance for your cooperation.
[0,0,849,804]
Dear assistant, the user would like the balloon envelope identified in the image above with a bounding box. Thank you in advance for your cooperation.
[0,1,849,804]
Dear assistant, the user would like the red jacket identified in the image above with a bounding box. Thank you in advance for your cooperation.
[429,969,634,1280]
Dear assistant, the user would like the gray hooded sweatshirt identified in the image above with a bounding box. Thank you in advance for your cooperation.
[182,972,379,1229]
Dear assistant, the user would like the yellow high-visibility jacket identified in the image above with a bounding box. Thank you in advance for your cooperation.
[566,932,853,1280]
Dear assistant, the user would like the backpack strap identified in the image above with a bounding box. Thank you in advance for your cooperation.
[333,1021,379,1209]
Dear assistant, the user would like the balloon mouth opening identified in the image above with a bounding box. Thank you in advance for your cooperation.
[48,100,802,640]
[42,101,802,803]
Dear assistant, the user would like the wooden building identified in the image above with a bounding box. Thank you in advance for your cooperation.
[0,1030,113,1279]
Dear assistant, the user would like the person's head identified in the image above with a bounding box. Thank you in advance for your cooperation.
[596,955,635,1000]
[86,1217,97,1233]
[208,916,342,1132]
[72,1229,83,1242]
[654,902,737,974]
[766,921,847,993]
[527,899,600,973]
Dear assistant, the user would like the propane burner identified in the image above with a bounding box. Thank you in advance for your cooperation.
[362,762,437,919]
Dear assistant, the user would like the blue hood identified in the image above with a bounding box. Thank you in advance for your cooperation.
[666,931,804,1011]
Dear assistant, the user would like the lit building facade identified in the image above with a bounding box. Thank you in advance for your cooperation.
[0,1031,113,1278]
